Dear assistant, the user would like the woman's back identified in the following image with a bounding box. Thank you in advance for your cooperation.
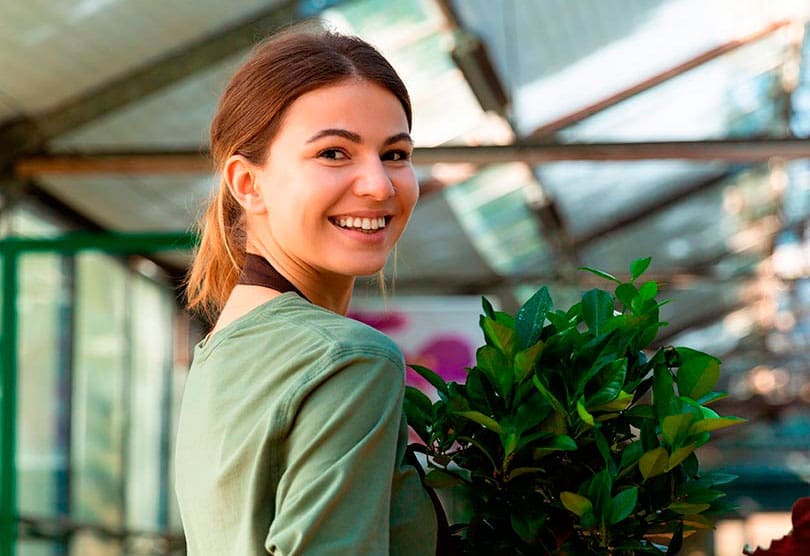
[175,292,437,555]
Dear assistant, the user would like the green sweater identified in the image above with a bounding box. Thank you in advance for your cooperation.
[175,292,438,555]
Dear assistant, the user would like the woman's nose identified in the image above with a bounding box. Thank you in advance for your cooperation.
[353,157,395,200]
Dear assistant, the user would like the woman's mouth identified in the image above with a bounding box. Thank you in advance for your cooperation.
[328,216,390,233]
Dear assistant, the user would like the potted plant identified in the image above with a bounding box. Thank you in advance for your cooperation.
[405,258,744,555]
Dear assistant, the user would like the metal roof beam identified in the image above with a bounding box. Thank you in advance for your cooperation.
[0,0,320,169]
[15,138,810,177]
[529,20,792,138]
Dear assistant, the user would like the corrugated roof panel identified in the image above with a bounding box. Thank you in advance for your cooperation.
[53,53,244,150]
[0,0,283,116]
[451,0,810,135]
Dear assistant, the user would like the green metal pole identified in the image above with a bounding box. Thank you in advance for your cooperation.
[0,244,18,556]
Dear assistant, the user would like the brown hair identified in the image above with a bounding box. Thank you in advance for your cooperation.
[185,29,412,321]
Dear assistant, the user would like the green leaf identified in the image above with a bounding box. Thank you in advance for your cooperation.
[480,316,518,359]
[510,510,544,543]
[589,389,633,412]
[424,469,463,489]
[403,386,433,443]
[576,399,595,426]
[561,491,593,517]
[579,266,621,284]
[675,347,721,400]
[639,447,668,480]
[587,358,628,408]
[465,368,494,415]
[547,309,572,331]
[481,296,495,319]
[586,470,613,518]
[408,364,449,397]
[615,283,639,308]
[582,289,615,336]
[532,375,565,415]
[476,345,512,399]
[668,502,711,515]
[638,280,658,301]
[662,414,694,448]
[684,487,726,504]
[515,286,553,349]
[619,440,644,470]
[452,410,503,433]
[514,340,544,383]
[688,416,745,434]
[653,365,676,418]
[699,472,738,486]
[630,256,652,280]
[609,487,638,524]
[666,443,697,471]
[696,391,728,405]
[533,435,577,459]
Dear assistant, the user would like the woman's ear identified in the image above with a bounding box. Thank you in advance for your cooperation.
[223,155,267,214]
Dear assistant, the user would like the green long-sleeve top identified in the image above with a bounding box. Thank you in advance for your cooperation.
[175,292,438,555]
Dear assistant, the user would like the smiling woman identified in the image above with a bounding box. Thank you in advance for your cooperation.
[175,30,442,556]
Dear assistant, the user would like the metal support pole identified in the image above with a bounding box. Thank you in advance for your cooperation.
[0,244,18,556]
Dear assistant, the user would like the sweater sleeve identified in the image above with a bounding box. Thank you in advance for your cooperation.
[265,349,405,555]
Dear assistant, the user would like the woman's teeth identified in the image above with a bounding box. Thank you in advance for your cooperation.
[332,216,387,231]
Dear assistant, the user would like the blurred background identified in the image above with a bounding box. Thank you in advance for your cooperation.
[1,0,808,554]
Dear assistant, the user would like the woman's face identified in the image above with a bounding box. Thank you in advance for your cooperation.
[249,79,418,279]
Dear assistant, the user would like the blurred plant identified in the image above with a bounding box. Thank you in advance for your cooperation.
[405,257,744,555]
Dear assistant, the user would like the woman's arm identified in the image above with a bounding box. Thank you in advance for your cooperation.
[266,349,405,555]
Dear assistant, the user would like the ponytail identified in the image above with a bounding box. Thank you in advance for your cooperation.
[185,179,245,322]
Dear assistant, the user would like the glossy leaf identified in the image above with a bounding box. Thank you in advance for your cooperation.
[653,365,676,418]
[639,447,668,480]
[579,266,621,284]
[630,257,652,280]
[582,289,614,336]
[480,316,518,359]
[561,491,593,517]
[452,410,503,434]
[666,443,697,471]
[481,296,496,319]
[532,375,565,415]
[513,340,544,383]
[688,416,745,434]
[476,345,511,399]
[576,399,595,426]
[587,358,628,408]
[675,347,721,400]
[408,364,449,397]
[662,414,694,448]
[609,487,638,524]
[638,280,658,301]
[533,435,577,459]
[615,283,639,308]
[515,286,552,349]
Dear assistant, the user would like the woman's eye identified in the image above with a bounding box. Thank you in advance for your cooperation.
[383,149,411,162]
[318,148,347,160]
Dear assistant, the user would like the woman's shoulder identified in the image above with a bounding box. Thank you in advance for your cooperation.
[198,292,404,367]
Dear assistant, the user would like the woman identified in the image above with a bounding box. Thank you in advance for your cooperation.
[175,30,441,555]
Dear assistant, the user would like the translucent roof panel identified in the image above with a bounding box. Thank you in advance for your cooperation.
[557,34,790,141]
[322,0,514,147]
[0,0,285,119]
[538,160,728,239]
[443,163,551,276]
[52,52,245,151]
[451,0,810,135]
[578,167,781,273]
[33,174,214,232]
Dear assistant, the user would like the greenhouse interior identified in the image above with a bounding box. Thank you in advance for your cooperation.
[0,0,809,554]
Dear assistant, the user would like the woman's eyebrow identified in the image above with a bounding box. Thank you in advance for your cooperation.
[384,132,413,146]
[306,129,361,144]
[306,129,413,146]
